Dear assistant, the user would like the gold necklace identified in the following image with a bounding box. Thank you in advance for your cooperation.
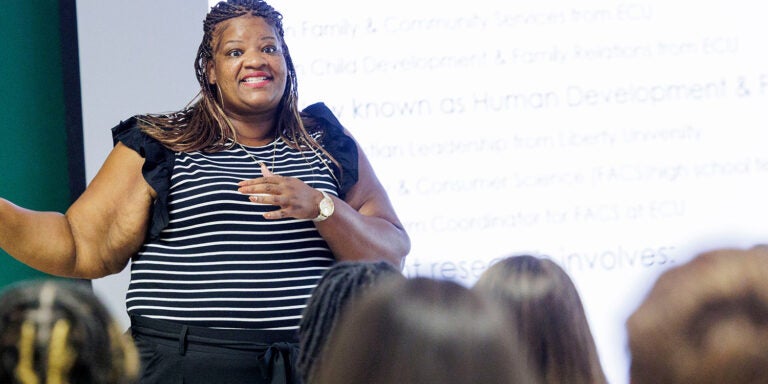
[236,136,279,174]
[238,136,342,189]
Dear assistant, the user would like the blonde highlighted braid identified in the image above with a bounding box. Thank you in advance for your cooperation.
[14,322,38,384]
[0,281,139,384]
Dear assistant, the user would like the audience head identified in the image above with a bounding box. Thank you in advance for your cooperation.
[313,276,537,384]
[627,246,768,384]
[297,261,404,383]
[0,279,139,384]
[473,254,607,384]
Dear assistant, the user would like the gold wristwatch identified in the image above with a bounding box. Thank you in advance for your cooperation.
[312,190,334,222]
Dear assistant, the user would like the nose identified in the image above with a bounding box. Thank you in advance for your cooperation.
[244,50,267,67]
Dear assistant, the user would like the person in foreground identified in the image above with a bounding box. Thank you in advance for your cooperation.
[0,280,140,384]
[312,277,540,384]
[296,261,404,383]
[0,0,410,382]
[473,255,607,384]
[626,245,768,384]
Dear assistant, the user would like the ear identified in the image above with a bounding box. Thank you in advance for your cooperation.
[207,60,216,84]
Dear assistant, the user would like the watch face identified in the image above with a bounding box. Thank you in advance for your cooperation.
[319,196,333,216]
[313,192,335,222]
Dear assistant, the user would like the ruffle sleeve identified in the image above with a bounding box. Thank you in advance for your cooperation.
[301,102,359,199]
[111,116,174,241]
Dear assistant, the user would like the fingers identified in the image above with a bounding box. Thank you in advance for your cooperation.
[239,182,278,196]
[248,194,282,206]
[262,208,286,220]
[237,171,293,220]
[260,162,274,177]
[243,179,320,220]
[247,194,282,220]
[236,164,279,189]
[237,174,281,193]
[248,195,294,221]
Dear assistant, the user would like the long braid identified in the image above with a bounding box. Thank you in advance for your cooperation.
[45,320,75,384]
[297,261,403,383]
[14,321,39,384]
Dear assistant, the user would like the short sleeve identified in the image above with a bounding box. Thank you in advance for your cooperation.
[111,116,175,240]
[301,102,359,199]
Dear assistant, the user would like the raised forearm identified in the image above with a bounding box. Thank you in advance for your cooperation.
[317,196,410,267]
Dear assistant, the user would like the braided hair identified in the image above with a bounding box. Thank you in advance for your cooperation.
[140,0,337,168]
[296,261,403,383]
[0,280,139,384]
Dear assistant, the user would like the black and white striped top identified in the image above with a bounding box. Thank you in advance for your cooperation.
[125,137,337,330]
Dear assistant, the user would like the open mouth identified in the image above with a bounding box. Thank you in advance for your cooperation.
[242,77,269,83]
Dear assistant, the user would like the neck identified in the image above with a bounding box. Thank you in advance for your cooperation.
[228,113,277,146]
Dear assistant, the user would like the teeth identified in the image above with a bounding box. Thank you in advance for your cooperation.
[243,77,267,83]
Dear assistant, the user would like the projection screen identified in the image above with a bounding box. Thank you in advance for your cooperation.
[78,1,768,383]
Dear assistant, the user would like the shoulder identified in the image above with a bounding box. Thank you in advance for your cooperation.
[111,115,141,144]
[301,102,360,197]
[301,102,356,150]
[111,115,150,152]
[110,115,174,159]
[109,115,176,240]
[302,102,345,134]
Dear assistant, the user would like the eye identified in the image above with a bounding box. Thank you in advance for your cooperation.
[262,45,281,55]
[226,49,243,57]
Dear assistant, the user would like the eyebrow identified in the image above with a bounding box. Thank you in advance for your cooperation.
[221,36,278,46]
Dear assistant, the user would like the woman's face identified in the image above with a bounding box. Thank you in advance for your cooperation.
[207,15,287,118]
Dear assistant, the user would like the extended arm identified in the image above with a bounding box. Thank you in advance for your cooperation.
[0,143,155,278]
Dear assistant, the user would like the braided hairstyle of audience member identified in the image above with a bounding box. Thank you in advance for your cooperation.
[138,0,337,171]
[473,255,607,384]
[0,280,139,384]
[296,261,403,383]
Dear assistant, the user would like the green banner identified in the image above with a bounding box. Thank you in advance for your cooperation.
[0,1,72,287]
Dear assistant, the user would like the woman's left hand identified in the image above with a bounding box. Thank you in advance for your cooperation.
[237,163,322,220]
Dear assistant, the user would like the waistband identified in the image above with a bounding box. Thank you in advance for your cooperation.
[129,315,298,346]
[130,315,298,383]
